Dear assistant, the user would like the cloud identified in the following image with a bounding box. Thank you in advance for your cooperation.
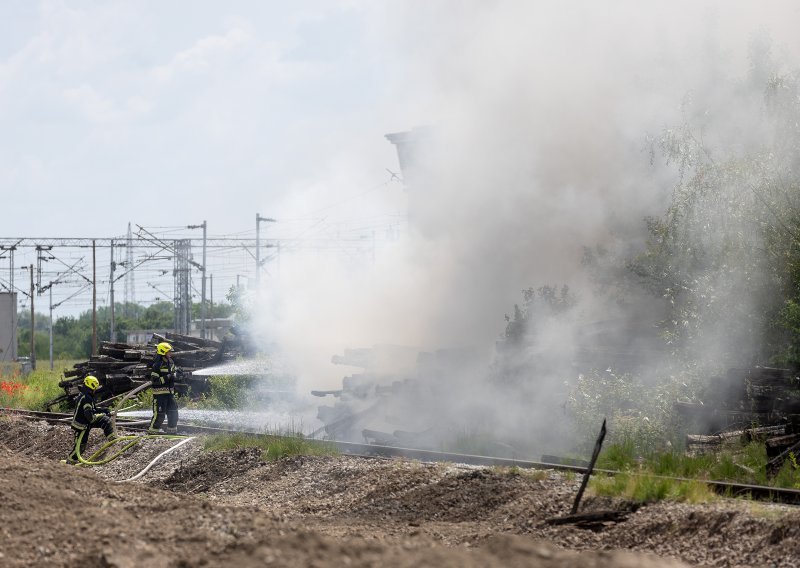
[153,25,255,81]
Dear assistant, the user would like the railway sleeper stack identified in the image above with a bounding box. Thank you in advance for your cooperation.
[680,366,800,475]
[50,332,238,409]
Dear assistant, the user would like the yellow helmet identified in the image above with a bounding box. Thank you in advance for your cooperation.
[156,342,173,356]
[84,376,100,390]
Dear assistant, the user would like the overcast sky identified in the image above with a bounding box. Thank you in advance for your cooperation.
[0,1,407,240]
[2,0,800,335]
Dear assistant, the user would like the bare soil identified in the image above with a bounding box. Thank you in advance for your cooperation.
[2,415,800,567]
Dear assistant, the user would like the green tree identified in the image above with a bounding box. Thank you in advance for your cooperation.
[17,299,233,359]
[628,41,800,367]
[226,285,253,324]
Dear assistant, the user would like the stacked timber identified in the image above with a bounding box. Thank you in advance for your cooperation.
[49,332,239,410]
[679,366,800,475]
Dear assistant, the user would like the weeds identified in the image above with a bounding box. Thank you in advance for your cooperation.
[591,438,800,503]
[0,363,72,410]
[591,472,716,504]
[203,431,338,461]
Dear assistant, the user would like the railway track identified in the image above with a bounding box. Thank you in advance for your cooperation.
[5,407,800,505]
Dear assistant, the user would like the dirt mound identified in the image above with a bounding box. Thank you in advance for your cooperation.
[160,446,265,493]
[353,467,528,522]
[0,441,685,568]
[8,414,800,566]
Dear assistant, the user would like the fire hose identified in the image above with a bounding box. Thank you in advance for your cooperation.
[116,436,196,483]
[62,381,190,469]
[69,433,190,467]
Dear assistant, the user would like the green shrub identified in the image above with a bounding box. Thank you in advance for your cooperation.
[187,374,255,410]
[566,369,693,456]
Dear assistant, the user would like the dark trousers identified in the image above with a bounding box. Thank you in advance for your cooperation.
[69,415,114,461]
[150,393,178,430]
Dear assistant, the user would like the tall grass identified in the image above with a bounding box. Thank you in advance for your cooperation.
[203,431,338,460]
[591,439,800,501]
[0,362,73,410]
[591,472,716,504]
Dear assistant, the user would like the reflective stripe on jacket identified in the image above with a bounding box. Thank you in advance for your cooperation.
[150,354,177,395]
[71,387,102,430]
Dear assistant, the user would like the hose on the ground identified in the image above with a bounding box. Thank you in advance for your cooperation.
[116,436,196,483]
[78,435,141,466]
[74,433,189,466]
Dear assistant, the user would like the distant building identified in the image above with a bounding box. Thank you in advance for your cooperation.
[125,318,234,345]
[189,317,235,342]
[0,292,17,362]
[125,329,174,346]
[385,126,433,226]
[384,126,433,189]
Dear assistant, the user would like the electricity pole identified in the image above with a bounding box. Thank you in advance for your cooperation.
[201,221,206,338]
[29,265,35,370]
[109,240,115,342]
[188,221,207,338]
[256,213,275,288]
[49,286,53,370]
[92,240,97,356]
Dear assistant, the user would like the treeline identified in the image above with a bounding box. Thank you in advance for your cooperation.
[504,42,800,372]
[16,300,233,361]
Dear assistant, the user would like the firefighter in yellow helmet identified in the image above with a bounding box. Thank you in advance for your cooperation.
[148,342,180,434]
[65,375,117,464]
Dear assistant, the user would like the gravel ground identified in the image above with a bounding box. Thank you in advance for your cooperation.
[2,415,800,566]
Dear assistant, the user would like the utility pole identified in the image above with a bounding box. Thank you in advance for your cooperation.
[109,240,115,343]
[0,244,16,290]
[201,220,206,339]
[92,240,97,356]
[256,213,275,288]
[209,273,213,339]
[29,265,35,370]
[188,221,207,338]
[49,286,53,370]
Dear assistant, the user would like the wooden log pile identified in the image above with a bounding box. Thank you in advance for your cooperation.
[679,366,800,475]
[48,332,240,410]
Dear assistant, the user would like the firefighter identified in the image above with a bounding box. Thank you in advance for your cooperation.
[66,375,117,464]
[148,341,180,434]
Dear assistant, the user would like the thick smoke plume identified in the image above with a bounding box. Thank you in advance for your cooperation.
[252,1,800,455]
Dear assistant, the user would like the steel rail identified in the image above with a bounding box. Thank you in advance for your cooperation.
[5,407,800,505]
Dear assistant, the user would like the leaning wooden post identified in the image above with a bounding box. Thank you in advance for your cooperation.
[571,418,607,515]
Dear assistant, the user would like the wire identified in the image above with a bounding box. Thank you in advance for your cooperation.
[308,177,392,216]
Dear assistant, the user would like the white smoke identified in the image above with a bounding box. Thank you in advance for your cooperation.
[251,1,800,452]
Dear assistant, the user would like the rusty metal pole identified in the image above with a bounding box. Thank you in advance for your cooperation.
[109,239,115,343]
[571,418,607,515]
[92,240,97,356]
[29,264,35,370]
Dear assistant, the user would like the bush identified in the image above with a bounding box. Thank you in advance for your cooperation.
[566,369,691,456]
[187,374,256,410]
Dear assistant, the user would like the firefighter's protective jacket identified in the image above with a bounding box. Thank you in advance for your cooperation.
[71,386,108,430]
[150,353,178,395]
